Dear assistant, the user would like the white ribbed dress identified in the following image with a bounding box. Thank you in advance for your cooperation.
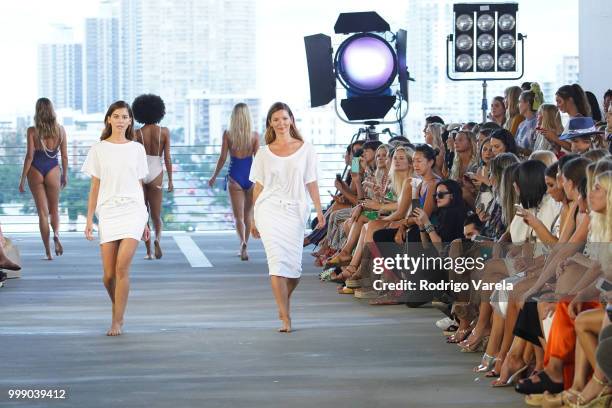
[81,140,149,244]
[249,142,318,278]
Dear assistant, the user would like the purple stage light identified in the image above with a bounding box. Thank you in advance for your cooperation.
[337,34,396,93]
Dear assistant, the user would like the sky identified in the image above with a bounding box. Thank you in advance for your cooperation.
[0,0,579,118]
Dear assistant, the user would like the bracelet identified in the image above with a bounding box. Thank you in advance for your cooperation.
[424,224,435,233]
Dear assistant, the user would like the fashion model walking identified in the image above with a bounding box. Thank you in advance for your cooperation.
[19,98,68,259]
[250,102,325,333]
[82,101,150,336]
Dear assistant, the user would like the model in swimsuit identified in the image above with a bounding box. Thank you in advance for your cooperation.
[132,94,173,260]
[209,103,259,260]
[18,98,68,260]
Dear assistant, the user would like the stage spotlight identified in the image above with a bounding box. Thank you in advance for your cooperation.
[449,3,522,74]
[304,12,410,123]
[336,33,397,95]
[446,3,525,121]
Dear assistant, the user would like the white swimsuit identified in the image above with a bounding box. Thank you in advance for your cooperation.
[139,127,163,184]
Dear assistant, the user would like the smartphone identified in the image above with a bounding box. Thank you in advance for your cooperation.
[596,277,612,293]
[411,198,421,211]
[477,203,486,213]
[606,303,612,322]
[335,173,343,182]
[351,157,360,173]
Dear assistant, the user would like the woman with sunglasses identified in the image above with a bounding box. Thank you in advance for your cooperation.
[413,179,467,249]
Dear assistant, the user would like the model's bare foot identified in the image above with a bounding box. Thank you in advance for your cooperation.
[278,318,291,333]
[154,240,162,259]
[53,236,63,256]
[107,320,123,336]
[44,251,53,261]
[0,256,21,271]
[240,243,248,261]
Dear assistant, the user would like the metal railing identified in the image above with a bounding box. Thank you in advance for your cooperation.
[0,143,347,233]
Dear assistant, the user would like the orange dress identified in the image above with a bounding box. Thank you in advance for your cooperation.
[544,300,602,388]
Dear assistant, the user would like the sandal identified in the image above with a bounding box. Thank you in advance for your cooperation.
[337,286,355,295]
[319,268,336,282]
[492,365,528,388]
[446,328,471,344]
[474,353,496,373]
[568,375,611,408]
[344,266,362,288]
[324,253,351,269]
[515,371,563,395]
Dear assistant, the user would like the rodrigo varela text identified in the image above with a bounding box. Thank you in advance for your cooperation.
[371,254,513,293]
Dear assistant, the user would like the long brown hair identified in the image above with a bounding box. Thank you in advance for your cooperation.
[556,84,591,117]
[100,100,135,141]
[264,102,303,145]
[34,97,60,141]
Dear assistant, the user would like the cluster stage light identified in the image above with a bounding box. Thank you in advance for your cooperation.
[452,3,519,74]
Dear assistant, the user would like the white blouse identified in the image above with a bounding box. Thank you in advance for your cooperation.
[81,140,148,211]
[249,142,318,205]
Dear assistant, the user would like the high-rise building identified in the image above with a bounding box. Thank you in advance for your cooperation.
[556,56,579,86]
[84,14,119,113]
[38,40,83,111]
[119,0,258,138]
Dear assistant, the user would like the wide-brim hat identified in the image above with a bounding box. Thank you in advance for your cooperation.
[559,117,604,141]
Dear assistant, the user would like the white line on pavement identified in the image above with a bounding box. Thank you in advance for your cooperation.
[173,236,213,268]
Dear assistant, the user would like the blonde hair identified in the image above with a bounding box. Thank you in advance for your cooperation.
[589,170,612,243]
[388,146,414,201]
[34,98,59,141]
[538,104,563,135]
[426,123,445,150]
[450,130,478,180]
[227,103,253,153]
[529,150,557,167]
[264,102,303,145]
[504,86,523,126]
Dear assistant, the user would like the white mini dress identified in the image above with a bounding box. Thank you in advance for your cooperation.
[81,140,149,244]
[249,142,318,278]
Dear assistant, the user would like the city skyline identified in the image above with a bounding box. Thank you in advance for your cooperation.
[0,0,580,142]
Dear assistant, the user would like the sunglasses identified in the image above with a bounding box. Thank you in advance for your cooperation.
[435,191,452,199]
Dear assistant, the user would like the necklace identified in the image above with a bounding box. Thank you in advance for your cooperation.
[38,133,60,159]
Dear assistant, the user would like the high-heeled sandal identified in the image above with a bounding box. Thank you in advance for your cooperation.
[460,335,489,353]
[324,253,351,268]
[446,328,471,344]
[568,375,611,408]
[491,365,528,388]
[473,353,496,373]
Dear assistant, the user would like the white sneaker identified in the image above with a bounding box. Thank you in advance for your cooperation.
[435,317,457,331]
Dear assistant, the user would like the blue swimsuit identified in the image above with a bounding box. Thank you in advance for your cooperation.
[227,155,253,190]
[32,132,62,177]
